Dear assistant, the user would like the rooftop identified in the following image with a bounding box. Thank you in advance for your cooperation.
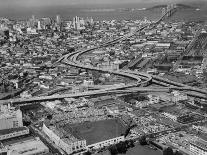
[64,119,127,145]
[190,139,207,151]
[4,137,49,155]
[0,126,28,136]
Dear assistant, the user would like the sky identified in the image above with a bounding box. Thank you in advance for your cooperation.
[0,0,204,8]
[0,0,205,20]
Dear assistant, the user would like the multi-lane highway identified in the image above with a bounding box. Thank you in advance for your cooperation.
[0,87,173,105]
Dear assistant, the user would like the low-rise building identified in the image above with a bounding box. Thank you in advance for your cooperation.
[190,139,207,155]
[0,126,29,141]
[42,123,86,154]
[0,137,49,155]
[0,104,23,130]
[162,112,177,122]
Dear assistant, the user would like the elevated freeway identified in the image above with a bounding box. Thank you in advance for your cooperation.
[0,87,171,105]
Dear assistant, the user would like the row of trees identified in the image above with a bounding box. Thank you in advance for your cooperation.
[108,140,135,155]
[163,147,183,155]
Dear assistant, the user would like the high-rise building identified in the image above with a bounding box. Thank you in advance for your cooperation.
[37,21,42,30]
[90,17,94,24]
[0,104,23,130]
[29,15,37,28]
[32,15,35,21]
[56,15,61,25]
[73,16,85,30]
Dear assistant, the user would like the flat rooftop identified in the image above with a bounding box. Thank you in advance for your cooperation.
[4,137,49,155]
[64,119,127,145]
[0,126,28,136]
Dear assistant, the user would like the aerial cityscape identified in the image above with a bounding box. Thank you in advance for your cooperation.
[0,0,207,155]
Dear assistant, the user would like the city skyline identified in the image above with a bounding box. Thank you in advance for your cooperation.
[0,0,204,8]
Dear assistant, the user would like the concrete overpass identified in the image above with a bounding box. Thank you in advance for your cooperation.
[0,87,171,105]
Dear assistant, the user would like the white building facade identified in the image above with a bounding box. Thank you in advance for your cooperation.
[87,136,125,150]
[42,124,86,154]
[0,105,23,130]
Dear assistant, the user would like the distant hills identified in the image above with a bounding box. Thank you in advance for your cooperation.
[146,4,196,11]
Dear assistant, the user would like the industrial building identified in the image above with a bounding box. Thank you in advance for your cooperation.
[0,104,23,130]
[42,123,86,154]
[0,137,49,155]
[0,126,29,141]
[190,139,207,155]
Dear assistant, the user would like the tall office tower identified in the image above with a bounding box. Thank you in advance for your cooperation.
[32,15,35,21]
[73,16,85,30]
[56,15,61,25]
[79,18,85,27]
[37,21,42,30]
[29,15,36,28]
[0,104,23,130]
[90,17,94,24]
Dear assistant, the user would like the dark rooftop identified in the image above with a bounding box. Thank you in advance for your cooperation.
[64,119,127,145]
[0,126,28,136]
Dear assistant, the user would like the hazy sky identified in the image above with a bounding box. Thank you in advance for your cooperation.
[0,0,203,8]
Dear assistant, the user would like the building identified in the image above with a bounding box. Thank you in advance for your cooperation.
[0,137,49,155]
[171,91,188,103]
[87,136,125,150]
[0,104,23,130]
[192,125,207,133]
[190,139,207,155]
[83,79,94,86]
[73,16,85,30]
[162,112,177,122]
[0,126,29,141]
[37,21,41,30]
[56,15,61,25]
[28,15,37,28]
[68,119,126,150]
[97,61,119,71]
[147,94,160,104]
[42,123,86,154]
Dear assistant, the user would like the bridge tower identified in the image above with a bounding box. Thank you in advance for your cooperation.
[162,7,167,17]
[162,4,176,19]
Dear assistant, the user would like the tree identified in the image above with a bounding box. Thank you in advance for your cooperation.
[163,147,174,155]
[116,141,127,154]
[47,114,53,120]
[83,151,92,155]
[139,135,147,145]
[108,145,118,155]
[67,47,75,53]
[174,150,183,155]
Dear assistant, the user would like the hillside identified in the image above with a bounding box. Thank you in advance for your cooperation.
[146,4,196,11]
